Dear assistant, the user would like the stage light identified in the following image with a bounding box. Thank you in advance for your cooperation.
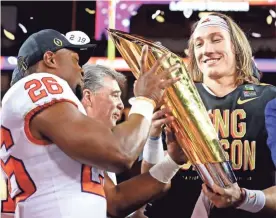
[101,8,107,15]
[7,56,17,65]
[128,4,136,12]
[131,11,137,16]
[120,3,127,10]
[122,19,130,27]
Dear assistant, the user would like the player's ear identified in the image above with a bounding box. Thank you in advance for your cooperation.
[81,89,93,108]
[43,51,57,69]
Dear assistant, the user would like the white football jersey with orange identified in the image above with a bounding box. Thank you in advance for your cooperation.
[1,73,106,218]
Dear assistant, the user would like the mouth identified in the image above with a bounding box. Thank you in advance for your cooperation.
[112,113,120,120]
[203,57,221,64]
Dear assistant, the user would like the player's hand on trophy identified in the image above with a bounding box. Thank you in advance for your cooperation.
[134,45,181,106]
[165,126,188,165]
[150,107,174,138]
[202,182,244,208]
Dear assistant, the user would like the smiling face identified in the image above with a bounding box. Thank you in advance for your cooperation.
[193,26,236,80]
[82,76,124,128]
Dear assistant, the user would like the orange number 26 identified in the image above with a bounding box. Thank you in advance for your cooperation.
[24,77,63,103]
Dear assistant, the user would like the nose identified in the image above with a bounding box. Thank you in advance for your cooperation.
[202,41,215,56]
[117,98,124,111]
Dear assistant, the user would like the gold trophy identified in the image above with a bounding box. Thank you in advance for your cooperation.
[107,29,236,188]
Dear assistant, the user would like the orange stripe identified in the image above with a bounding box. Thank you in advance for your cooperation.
[24,99,78,146]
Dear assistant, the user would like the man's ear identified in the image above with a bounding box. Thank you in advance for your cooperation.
[81,89,93,107]
[43,51,57,69]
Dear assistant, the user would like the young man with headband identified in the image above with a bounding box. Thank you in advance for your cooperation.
[139,12,276,218]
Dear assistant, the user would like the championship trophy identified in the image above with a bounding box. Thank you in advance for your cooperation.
[107,29,236,188]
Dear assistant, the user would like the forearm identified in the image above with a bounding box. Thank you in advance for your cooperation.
[112,115,151,168]
[141,160,155,173]
[262,186,276,214]
[111,97,156,168]
[191,191,212,218]
[106,172,170,218]
[133,137,165,215]
[36,100,154,173]
[141,136,165,173]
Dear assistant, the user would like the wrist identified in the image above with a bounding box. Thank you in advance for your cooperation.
[128,97,155,123]
[143,136,164,164]
[129,97,156,109]
[169,153,186,165]
[149,135,161,140]
[237,188,266,213]
[235,188,246,208]
[149,154,181,183]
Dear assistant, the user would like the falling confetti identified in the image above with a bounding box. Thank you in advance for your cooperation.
[85,8,95,14]
[3,29,15,40]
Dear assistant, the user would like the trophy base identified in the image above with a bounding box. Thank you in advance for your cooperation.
[194,161,237,188]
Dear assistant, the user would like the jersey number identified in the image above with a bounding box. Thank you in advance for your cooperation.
[81,165,105,197]
[24,77,63,103]
[1,127,36,213]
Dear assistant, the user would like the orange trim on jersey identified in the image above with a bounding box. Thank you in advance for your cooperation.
[24,99,78,146]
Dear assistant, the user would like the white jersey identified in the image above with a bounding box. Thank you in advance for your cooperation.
[1,73,106,218]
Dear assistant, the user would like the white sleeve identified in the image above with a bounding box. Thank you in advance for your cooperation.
[191,191,212,218]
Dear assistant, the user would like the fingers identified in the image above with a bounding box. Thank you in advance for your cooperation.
[165,126,176,143]
[152,117,174,128]
[152,107,172,120]
[158,63,181,80]
[140,45,149,74]
[152,108,174,129]
[202,184,218,202]
[202,184,213,196]
[211,183,226,195]
[133,80,137,88]
[159,77,181,90]
[147,52,171,76]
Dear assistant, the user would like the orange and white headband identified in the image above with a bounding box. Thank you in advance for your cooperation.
[194,15,230,33]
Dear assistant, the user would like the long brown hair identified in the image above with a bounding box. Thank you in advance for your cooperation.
[187,12,259,85]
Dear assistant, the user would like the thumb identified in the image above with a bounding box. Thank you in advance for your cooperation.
[140,45,149,74]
